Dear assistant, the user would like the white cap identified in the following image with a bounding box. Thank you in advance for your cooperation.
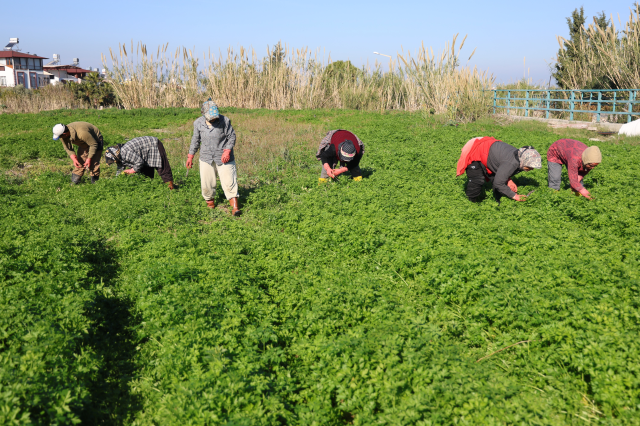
[52,123,66,140]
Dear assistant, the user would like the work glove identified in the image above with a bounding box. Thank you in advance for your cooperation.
[573,188,591,199]
[507,180,517,193]
[186,154,194,169]
[333,166,348,177]
[69,154,82,168]
[323,163,335,178]
[221,149,231,164]
[513,194,527,202]
[353,176,363,182]
[83,157,91,169]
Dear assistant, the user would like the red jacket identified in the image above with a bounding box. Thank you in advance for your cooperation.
[456,137,500,176]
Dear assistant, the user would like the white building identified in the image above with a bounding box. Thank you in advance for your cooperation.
[44,54,92,85]
[0,38,50,88]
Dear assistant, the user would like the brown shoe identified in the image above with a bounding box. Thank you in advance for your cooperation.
[167,180,174,190]
[229,197,241,216]
[206,200,215,209]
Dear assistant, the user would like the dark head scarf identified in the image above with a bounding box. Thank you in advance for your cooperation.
[339,140,357,162]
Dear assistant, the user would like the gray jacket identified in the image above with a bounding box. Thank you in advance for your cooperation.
[189,115,236,166]
[486,141,521,199]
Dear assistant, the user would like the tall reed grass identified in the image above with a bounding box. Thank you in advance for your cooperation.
[0,84,87,114]
[555,4,640,89]
[102,37,494,122]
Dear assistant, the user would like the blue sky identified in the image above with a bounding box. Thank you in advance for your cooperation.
[3,0,637,84]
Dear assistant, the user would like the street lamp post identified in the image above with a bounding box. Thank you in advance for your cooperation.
[373,52,394,70]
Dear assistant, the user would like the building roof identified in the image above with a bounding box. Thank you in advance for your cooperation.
[44,65,92,75]
[0,51,48,59]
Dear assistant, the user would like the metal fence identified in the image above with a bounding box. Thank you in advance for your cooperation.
[486,89,639,123]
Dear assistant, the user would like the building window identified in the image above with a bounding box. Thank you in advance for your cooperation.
[0,76,6,86]
[35,60,43,71]
[17,72,25,86]
[30,73,37,89]
[0,66,4,71]
[28,58,35,69]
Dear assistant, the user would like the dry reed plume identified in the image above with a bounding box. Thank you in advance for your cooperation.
[555,4,640,89]
[0,84,88,114]
[102,37,494,121]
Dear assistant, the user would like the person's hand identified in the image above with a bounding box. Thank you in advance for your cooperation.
[507,179,517,193]
[323,163,335,178]
[333,166,348,177]
[70,154,82,168]
[514,194,527,202]
[83,157,91,169]
[221,149,231,164]
[123,168,136,175]
[186,154,194,169]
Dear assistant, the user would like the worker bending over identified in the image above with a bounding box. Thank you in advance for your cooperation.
[53,122,104,184]
[104,136,174,189]
[316,129,365,183]
[457,137,541,202]
[547,139,601,200]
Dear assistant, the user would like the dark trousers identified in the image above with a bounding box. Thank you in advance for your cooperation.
[465,161,487,202]
[140,141,173,183]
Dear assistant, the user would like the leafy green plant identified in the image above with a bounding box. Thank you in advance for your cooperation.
[67,73,118,108]
[1,107,639,424]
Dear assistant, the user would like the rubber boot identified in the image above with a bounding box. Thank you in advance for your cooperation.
[229,197,241,216]
[91,176,99,184]
[166,180,174,190]
[206,200,215,209]
[71,173,82,185]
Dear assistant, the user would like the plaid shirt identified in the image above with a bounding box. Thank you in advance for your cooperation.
[120,136,162,172]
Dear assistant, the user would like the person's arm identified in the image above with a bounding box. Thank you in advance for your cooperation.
[220,119,236,163]
[320,145,335,167]
[319,146,336,178]
[61,139,76,157]
[187,121,202,168]
[222,118,236,151]
[121,147,144,173]
[188,121,202,156]
[492,163,518,199]
[568,159,590,197]
[77,129,100,158]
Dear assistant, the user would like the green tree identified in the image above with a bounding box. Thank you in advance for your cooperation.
[552,7,618,89]
[269,41,286,67]
[322,61,362,86]
[552,7,586,88]
[68,72,118,108]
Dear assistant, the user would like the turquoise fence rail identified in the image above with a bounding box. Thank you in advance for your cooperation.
[486,89,639,123]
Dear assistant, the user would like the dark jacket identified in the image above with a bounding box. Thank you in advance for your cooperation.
[486,141,520,198]
[319,144,363,177]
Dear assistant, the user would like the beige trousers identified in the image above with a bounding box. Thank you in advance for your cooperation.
[199,160,238,200]
[73,144,102,177]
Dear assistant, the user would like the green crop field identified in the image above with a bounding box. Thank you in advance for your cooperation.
[1,108,639,425]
